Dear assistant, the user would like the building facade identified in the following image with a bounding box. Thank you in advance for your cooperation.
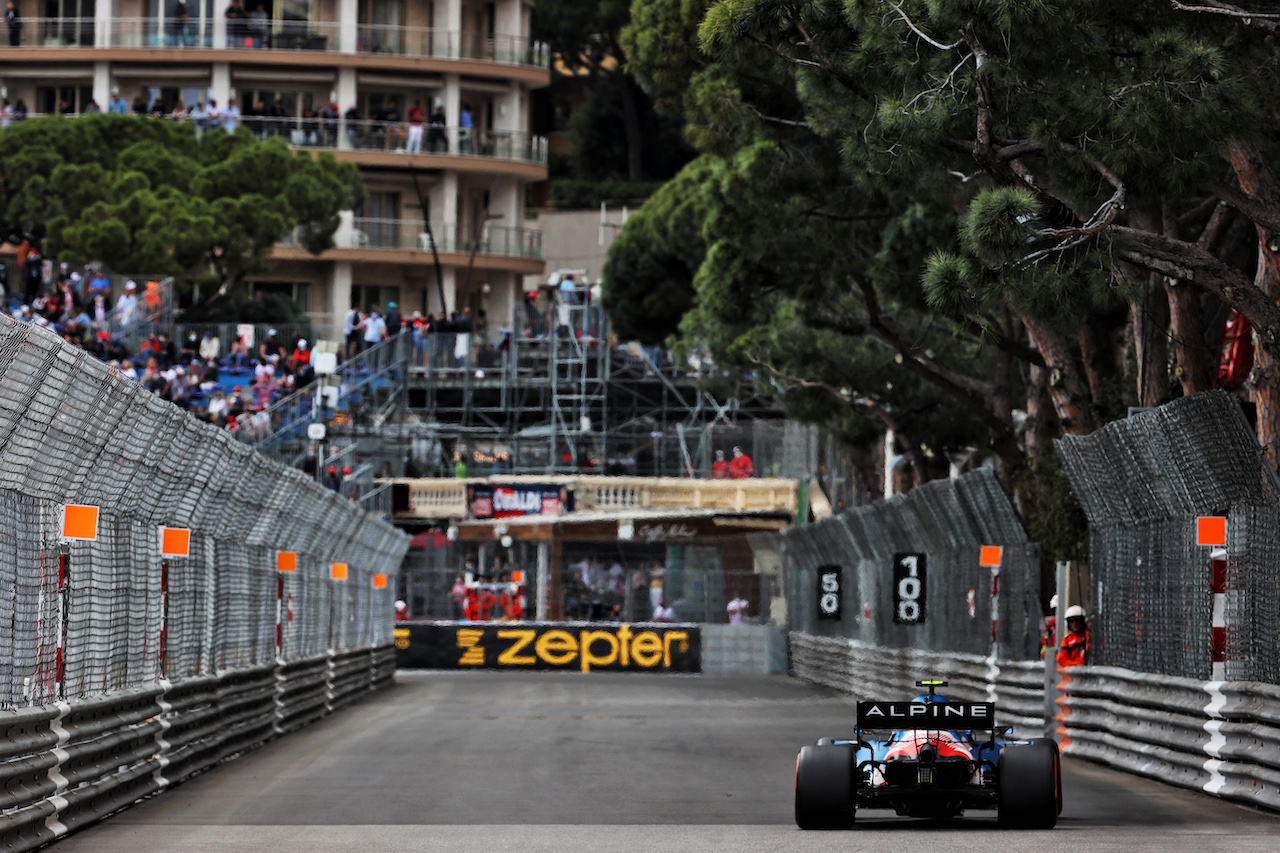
[0,0,548,334]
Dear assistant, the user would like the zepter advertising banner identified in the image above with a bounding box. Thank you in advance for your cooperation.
[395,622,701,673]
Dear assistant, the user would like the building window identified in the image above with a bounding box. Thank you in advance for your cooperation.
[351,285,401,313]
[37,86,94,114]
[255,281,311,314]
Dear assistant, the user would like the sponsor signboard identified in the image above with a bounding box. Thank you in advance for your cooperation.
[394,622,701,673]
[817,564,842,621]
[892,553,926,624]
[469,484,573,520]
[856,701,995,730]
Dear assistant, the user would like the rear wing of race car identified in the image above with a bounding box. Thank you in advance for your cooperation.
[856,701,995,730]
[855,680,997,740]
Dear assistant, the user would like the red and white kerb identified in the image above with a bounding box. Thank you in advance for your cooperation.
[1210,548,1227,681]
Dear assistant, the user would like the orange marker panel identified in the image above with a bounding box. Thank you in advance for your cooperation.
[62,505,100,541]
[373,573,388,589]
[511,570,524,584]
[160,527,191,557]
[1197,516,1227,547]
[979,545,1003,567]
[331,563,348,581]
[277,551,298,572]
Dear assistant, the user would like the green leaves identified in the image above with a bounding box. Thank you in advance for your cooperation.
[0,114,359,292]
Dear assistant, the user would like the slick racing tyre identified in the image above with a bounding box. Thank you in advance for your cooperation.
[795,744,856,829]
[1029,738,1063,816]
[997,743,1058,828]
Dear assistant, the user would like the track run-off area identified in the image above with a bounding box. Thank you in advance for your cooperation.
[48,671,1280,853]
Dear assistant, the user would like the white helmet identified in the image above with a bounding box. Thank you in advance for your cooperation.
[1049,594,1058,610]
[1065,605,1085,619]
[394,600,407,611]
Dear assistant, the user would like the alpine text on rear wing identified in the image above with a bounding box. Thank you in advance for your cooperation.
[856,701,995,730]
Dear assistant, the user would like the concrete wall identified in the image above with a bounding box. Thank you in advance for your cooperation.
[701,625,788,676]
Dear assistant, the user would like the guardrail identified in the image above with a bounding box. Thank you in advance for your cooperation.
[0,645,393,851]
[1057,666,1280,811]
[788,633,1046,731]
[397,475,799,520]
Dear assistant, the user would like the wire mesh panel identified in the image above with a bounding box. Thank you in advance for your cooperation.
[1057,390,1280,682]
[0,315,410,709]
[780,468,1040,660]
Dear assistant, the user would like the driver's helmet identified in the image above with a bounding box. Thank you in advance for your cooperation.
[912,694,950,704]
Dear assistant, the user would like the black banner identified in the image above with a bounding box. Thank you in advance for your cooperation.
[856,701,995,730]
[469,484,572,519]
[817,564,842,621]
[394,622,702,673]
[892,553,927,624]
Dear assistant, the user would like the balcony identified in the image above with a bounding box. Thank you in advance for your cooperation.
[394,476,800,521]
[7,18,551,69]
[249,116,548,166]
[277,218,544,262]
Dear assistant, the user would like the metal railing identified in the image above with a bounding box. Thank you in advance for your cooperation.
[242,115,548,163]
[280,218,543,260]
[5,17,549,67]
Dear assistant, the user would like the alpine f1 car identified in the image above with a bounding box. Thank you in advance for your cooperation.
[795,681,1061,829]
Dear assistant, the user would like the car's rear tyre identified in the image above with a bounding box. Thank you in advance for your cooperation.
[795,744,856,829]
[1029,738,1063,815]
[998,743,1058,828]
[816,737,835,746]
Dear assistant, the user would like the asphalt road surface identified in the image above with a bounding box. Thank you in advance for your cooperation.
[50,670,1280,852]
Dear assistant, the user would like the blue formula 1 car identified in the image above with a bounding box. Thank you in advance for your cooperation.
[795,681,1061,829]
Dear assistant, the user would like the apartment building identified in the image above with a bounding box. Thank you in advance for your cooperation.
[0,0,548,333]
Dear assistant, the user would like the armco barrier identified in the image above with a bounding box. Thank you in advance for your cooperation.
[701,625,787,675]
[1058,666,1280,811]
[789,633,1046,731]
[0,645,393,852]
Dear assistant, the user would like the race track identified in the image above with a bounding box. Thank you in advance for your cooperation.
[49,670,1280,852]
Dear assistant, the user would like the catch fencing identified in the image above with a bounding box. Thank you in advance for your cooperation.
[1056,390,1280,682]
[0,313,410,710]
[779,468,1040,659]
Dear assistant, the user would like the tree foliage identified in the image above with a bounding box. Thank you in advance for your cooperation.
[607,0,1280,502]
[0,114,364,295]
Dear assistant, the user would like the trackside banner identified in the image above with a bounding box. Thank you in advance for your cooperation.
[394,622,701,673]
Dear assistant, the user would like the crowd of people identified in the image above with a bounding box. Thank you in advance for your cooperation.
[2,254,314,438]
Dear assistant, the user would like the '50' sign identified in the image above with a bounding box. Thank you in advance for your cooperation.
[816,565,841,620]
[893,553,927,624]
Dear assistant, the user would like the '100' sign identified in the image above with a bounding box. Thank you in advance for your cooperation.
[893,553,926,624]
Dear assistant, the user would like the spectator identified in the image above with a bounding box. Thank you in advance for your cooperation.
[225,0,248,46]
[453,451,467,479]
[171,101,188,121]
[381,99,406,150]
[11,98,27,121]
[1056,605,1090,668]
[222,99,241,132]
[5,1,21,47]
[427,105,447,152]
[711,449,731,479]
[653,596,676,622]
[248,3,268,47]
[258,327,283,363]
[204,99,222,131]
[385,301,402,337]
[21,247,43,304]
[727,593,748,624]
[459,102,473,152]
[406,100,426,153]
[360,305,388,355]
[394,600,410,622]
[171,0,192,46]
[199,330,220,361]
[207,389,228,420]
[84,99,101,114]
[728,445,754,479]
[324,465,342,491]
[343,303,364,358]
[108,92,129,114]
[344,103,364,148]
[0,98,12,127]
